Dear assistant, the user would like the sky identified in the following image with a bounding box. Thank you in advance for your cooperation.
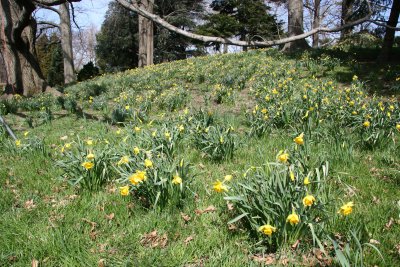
[35,0,111,30]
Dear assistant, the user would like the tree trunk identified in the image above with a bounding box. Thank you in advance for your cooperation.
[60,2,75,84]
[138,0,154,67]
[377,0,400,63]
[312,0,321,48]
[283,0,310,52]
[0,0,47,96]
[223,43,228,54]
[340,0,355,39]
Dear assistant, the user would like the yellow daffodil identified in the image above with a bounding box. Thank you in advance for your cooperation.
[338,202,354,216]
[81,161,94,170]
[86,153,95,160]
[144,159,153,168]
[363,121,370,128]
[86,139,94,146]
[278,151,289,163]
[23,131,29,137]
[118,156,129,165]
[290,171,295,181]
[258,224,277,237]
[133,146,140,155]
[304,177,310,185]
[129,174,142,185]
[120,186,130,196]
[172,174,182,185]
[396,123,400,131]
[294,133,304,145]
[213,180,228,193]
[286,212,300,225]
[303,195,316,207]
[129,170,147,185]
[224,175,233,182]
[15,139,21,147]
[134,127,141,133]
[179,125,185,132]
[125,105,130,110]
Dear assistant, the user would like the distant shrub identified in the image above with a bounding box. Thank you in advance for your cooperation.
[77,62,100,82]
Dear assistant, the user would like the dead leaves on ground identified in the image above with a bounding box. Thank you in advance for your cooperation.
[184,235,195,246]
[251,250,333,266]
[194,205,216,215]
[82,218,98,241]
[140,230,168,248]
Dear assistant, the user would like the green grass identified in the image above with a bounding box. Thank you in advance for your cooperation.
[1,49,400,266]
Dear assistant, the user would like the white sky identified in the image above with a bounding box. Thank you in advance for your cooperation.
[35,0,111,30]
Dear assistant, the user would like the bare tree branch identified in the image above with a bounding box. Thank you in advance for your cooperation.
[37,21,60,28]
[35,3,60,15]
[69,2,81,30]
[369,19,400,31]
[116,0,373,47]
[33,0,80,6]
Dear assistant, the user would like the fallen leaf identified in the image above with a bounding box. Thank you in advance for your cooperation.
[180,212,191,222]
[369,239,380,245]
[227,202,234,211]
[198,163,205,169]
[98,259,106,267]
[252,254,275,264]
[105,213,115,221]
[32,259,39,267]
[184,235,194,245]
[385,217,394,230]
[395,243,400,255]
[372,196,380,204]
[140,230,168,248]
[291,239,300,250]
[24,199,36,210]
[82,218,98,240]
[202,208,212,214]
[195,205,217,215]
[228,224,237,231]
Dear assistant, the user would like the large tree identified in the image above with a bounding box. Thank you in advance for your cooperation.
[59,2,75,84]
[282,0,310,51]
[377,0,400,63]
[0,0,80,96]
[96,2,139,72]
[138,0,154,67]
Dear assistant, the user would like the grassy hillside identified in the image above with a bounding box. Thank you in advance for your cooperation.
[1,49,400,266]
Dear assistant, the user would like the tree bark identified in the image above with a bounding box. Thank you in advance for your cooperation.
[341,0,355,39]
[282,0,310,52]
[0,0,46,96]
[312,0,321,48]
[59,2,75,84]
[138,0,154,67]
[377,0,400,63]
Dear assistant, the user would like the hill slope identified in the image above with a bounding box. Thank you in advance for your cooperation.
[0,49,399,266]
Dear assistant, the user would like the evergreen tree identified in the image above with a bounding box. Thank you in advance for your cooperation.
[199,0,282,50]
[47,34,64,87]
[153,0,205,62]
[96,2,139,72]
[35,34,53,79]
[96,0,205,71]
